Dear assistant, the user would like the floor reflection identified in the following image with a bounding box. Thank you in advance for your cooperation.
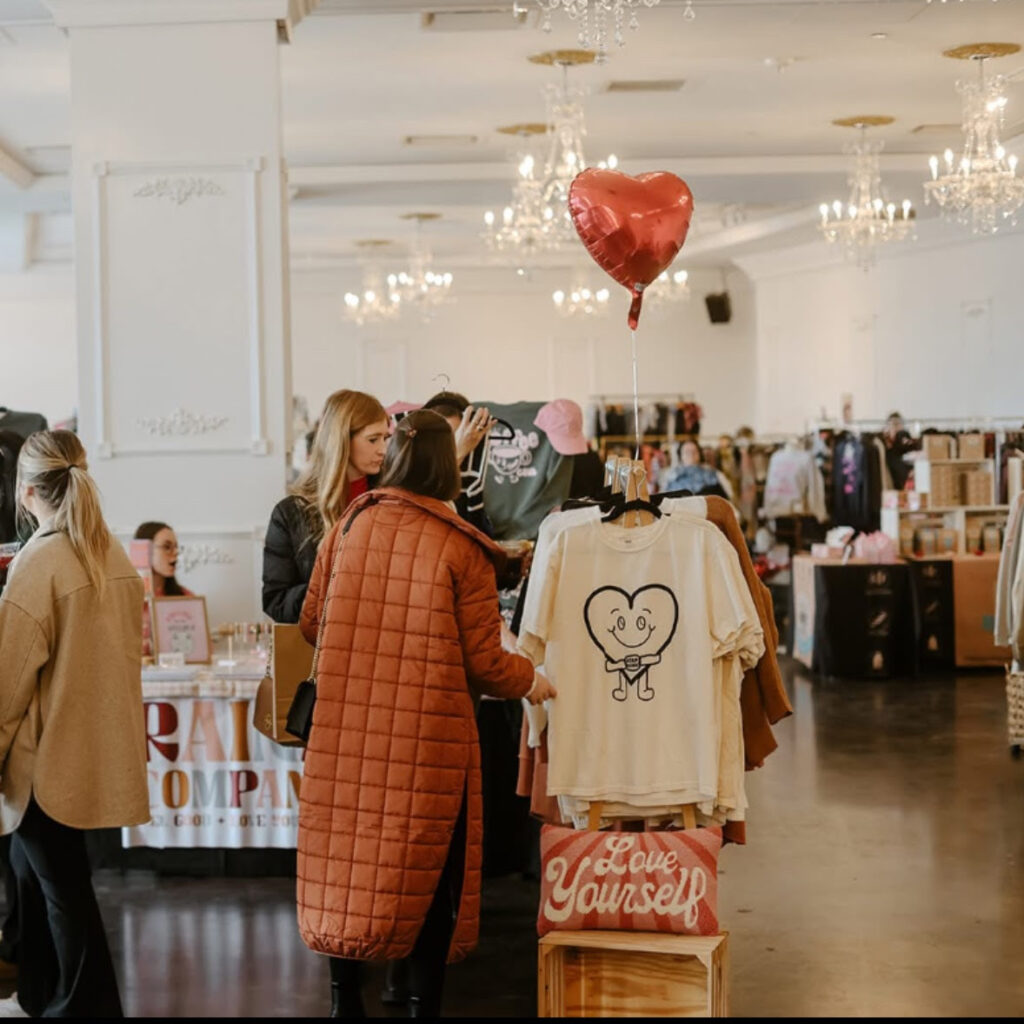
[74,659,1024,1017]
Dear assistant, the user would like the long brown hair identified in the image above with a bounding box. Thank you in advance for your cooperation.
[134,520,187,596]
[379,409,461,502]
[291,389,388,536]
[17,430,111,595]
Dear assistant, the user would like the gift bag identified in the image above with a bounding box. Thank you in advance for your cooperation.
[537,824,722,938]
[253,624,314,747]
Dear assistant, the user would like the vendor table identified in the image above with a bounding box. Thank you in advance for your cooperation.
[792,553,1008,678]
[126,663,303,850]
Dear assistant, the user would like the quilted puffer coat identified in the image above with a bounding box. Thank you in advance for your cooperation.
[297,487,535,963]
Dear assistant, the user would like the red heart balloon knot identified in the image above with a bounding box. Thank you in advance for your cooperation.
[628,286,644,331]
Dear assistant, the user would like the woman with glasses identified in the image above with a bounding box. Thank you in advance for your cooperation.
[133,521,193,658]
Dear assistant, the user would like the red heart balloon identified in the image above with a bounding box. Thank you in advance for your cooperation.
[569,169,694,329]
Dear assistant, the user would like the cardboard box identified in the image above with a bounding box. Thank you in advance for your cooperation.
[962,470,993,507]
[953,555,1011,667]
[899,525,916,558]
[982,523,1003,553]
[965,522,983,554]
[959,433,986,461]
[923,434,954,460]
[928,465,957,507]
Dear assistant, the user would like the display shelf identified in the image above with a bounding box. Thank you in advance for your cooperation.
[888,504,1010,514]
[916,458,993,465]
[881,502,1009,556]
[912,458,997,507]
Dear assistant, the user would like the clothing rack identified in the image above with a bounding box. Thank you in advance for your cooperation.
[589,392,696,402]
[811,416,1024,435]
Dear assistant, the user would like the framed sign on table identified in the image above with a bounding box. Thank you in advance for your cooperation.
[152,595,212,664]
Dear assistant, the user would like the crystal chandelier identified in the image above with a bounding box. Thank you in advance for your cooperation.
[484,52,617,264]
[818,118,915,270]
[552,277,611,318]
[645,268,690,312]
[343,241,402,327]
[924,46,1024,235]
[483,132,556,262]
[395,214,454,322]
[532,1,685,62]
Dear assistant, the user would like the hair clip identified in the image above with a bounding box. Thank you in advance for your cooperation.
[406,428,418,439]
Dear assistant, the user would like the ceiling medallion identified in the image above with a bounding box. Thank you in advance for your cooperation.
[528,49,597,67]
[819,119,915,270]
[924,45,1024,234]
[941,43,1020,61]
[831,115,895,129]
[497,123,550,136]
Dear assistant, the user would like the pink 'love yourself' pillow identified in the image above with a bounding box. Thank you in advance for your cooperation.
[538,824,722,937]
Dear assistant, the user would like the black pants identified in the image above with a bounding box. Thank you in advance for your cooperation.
[0,834,18,963]
[9,800,123,1017]
[331,796,467,1016]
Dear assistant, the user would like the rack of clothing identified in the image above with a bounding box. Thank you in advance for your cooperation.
[513,480,792,844]
[586,394,703,458]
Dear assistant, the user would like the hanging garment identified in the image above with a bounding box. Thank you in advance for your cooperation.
[995,492,1024,661]
[831,433,881,533]
[517,510,763,812]
[479,401,573,541]
[457,436,493,536]
[738,445,758,539]
[762,446,828,522]
[662,463,720,495]
[0,409,47,440]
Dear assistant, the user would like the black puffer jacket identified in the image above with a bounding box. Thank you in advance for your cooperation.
[262,495,322,623]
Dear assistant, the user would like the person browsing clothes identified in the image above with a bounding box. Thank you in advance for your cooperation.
[295,409,555,1018]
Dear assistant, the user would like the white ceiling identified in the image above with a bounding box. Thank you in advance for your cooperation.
[3,0,1024,265]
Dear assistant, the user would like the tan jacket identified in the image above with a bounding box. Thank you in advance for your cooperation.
[0,529,150,833]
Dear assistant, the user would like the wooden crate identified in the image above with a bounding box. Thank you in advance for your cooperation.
[538,930,728,1018]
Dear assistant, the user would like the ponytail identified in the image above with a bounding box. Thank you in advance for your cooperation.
[17,431,111,596]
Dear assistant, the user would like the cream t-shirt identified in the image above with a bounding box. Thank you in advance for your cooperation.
[518,511,763,807]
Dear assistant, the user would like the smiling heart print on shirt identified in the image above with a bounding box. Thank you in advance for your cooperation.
[583,585,679,701]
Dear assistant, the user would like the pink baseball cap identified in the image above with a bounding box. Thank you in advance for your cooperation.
[535,399,589,456]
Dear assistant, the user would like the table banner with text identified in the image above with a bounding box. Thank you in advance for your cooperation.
[122,697,304,849]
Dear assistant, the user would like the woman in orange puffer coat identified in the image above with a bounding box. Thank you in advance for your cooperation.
[297,409,556,1018]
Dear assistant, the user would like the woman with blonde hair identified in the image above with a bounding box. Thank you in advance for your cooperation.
[262,389,389,622]
[0,430,149,1017]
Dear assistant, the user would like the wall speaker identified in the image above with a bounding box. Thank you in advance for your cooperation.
[704,291,732,324]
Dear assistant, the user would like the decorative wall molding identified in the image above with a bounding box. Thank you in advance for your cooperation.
[177,543,236,575]
[133,177,226,205]
[136,407,230,436]
[90,157,268,458]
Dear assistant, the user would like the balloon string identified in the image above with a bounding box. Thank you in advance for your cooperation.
[631,328,640,460]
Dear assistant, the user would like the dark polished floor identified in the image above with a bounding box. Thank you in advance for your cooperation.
[9,659,1024,1017]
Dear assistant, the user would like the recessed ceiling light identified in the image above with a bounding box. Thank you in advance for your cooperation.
[871,33,888,40]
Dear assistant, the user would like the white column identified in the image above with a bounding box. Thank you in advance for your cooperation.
[46,0,316,622]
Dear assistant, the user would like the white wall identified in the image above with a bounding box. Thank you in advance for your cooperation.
[0,265,76,428]
[738,225,1024,434]
[290,265,758,437]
